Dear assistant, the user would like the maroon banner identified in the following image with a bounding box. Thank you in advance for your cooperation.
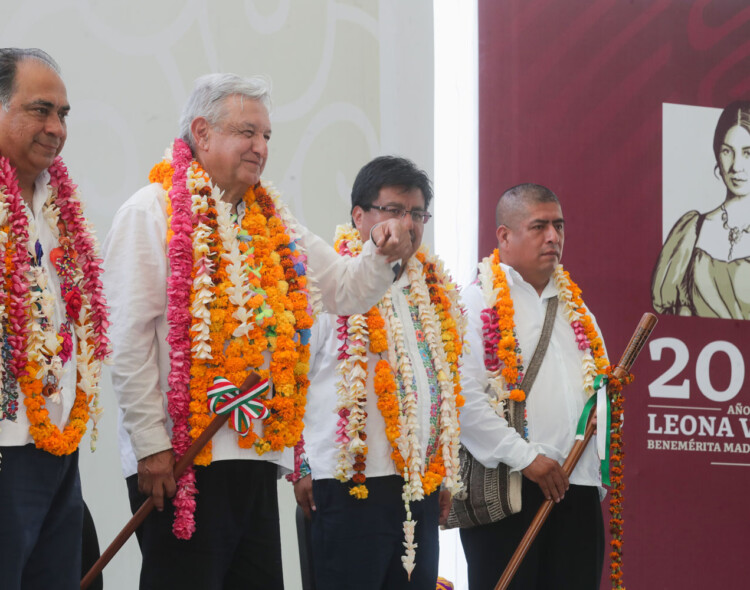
[479,1,750,587]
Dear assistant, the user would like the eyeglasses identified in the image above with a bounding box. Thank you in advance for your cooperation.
[368,205,432,224]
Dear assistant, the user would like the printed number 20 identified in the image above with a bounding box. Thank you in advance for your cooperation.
[648,337,745,402]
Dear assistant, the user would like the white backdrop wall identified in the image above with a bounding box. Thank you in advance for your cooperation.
[1,2,433,588]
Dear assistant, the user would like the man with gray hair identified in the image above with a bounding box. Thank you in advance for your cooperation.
[456,184,607,589]
[103,73,415,588]
[0,48,108,589]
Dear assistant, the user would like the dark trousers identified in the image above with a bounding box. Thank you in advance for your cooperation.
[127,459,283,590]
[311,476,440,590]
[460,478,604,590]
[0,444,83,590]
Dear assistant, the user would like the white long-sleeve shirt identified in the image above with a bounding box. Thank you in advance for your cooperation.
[459,264,603,487]
[303,270,441,480]
[1,170,78,447]
[103,183,396,477]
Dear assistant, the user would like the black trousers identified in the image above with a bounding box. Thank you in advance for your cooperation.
[0,445,83,590]
[311,476,440,590]
[127,459,283,590]
[459,478,604,590]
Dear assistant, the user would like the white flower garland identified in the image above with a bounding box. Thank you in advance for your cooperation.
[477,260,603,420]
[7,191,105,449]
[331,223,465,578]
[333,313,369,482]
[188,166,217,359]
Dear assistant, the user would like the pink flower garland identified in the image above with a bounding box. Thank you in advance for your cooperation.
[480,308,501,372]
[571,320,589,351]
[2,156,32,379]
[164,139,199,539]
[1,155,109,433]
[49,158,110,360]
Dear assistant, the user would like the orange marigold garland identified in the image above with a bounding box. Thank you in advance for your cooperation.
[1,155,109,456]
[606,366,632,590]
[150,141,315,537]
[480,249,629,584]
[332,223,465,577]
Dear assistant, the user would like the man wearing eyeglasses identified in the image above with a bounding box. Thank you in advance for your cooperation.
[291,156,465,590]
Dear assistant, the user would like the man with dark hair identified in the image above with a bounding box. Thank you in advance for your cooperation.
[103,76,416,589]
[292,156,465,590]
[457,183,608,589]
[0,48,109,589]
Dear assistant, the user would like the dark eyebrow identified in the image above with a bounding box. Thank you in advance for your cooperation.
[27,99,70,114]
[530,217,565,225]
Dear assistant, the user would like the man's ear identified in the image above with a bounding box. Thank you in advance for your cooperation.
[352,205,365,233]
[496,224,510,249]
[190,117,210,151]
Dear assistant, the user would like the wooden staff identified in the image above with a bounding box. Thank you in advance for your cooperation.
[81,372,261,589]
[495,313,657,590]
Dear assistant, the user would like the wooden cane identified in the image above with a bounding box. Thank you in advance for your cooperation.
[494,313,657,590]
[80,372,261,589]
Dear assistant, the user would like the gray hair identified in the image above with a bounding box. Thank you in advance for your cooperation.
[0,48,61,110]
[178,73,272,149]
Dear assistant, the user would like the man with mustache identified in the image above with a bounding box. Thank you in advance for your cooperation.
[456,184,608,589]
[103,74,414,589]
[292,156,464,590]
[0,48,109,589]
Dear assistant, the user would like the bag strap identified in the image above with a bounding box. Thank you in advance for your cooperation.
[509,295,558,437]
[520,295,558,394]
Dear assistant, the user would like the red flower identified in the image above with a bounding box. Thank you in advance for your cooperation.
[64,287,82,319]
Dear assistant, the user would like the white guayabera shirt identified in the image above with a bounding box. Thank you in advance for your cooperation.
[103,182,397,477]
[459,263,605,488]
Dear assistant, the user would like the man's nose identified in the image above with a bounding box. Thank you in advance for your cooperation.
[45,114,65,138]
[253,135,268,159]
[401,211,416,230]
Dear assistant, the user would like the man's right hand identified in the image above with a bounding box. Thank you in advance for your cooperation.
[372,218,415,263]
[293,474,316,520]
[137,449,176,511]
[521,455,569,503]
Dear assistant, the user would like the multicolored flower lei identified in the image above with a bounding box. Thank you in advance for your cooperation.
[477,250,608,414]
[552,258,631,588]
[0,155,109,455]
[150,139,316,539]
[332,223,465,577]
[479,249,628,584]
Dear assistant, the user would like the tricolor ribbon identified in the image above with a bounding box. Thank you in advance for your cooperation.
[575,374,612,486]
[207,376,271,436]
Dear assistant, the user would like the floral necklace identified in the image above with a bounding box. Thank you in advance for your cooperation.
[479,250,628,582]
[150,139,316,539]
[0,155,109,455]
[333,223,465,577]
[478,250,608,415]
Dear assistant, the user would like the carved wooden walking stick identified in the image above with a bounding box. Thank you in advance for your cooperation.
[81,372,263,589]
[495,313,657,590]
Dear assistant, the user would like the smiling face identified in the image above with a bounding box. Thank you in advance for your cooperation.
[352,185,427,261]
[719,124,750,198]
[0,59,69,191]
[497,200,565,294]
[194,94,271,204]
